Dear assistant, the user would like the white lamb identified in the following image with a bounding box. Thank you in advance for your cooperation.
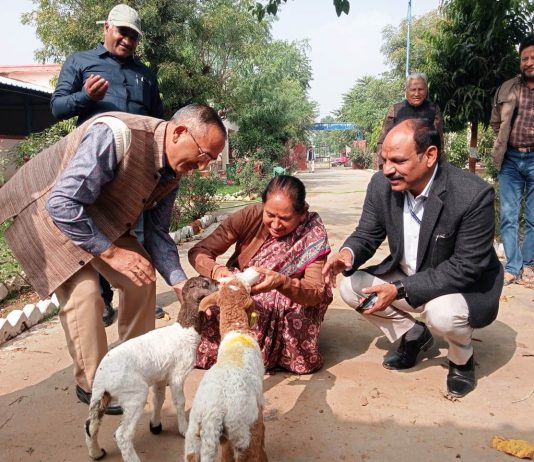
[184,275,268,462]
[84,276,219,462]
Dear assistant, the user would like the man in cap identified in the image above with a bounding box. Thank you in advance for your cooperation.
[51,4,165,324]
[51,3,163,125]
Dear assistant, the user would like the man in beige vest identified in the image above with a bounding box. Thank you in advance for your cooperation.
[0,104,226,414]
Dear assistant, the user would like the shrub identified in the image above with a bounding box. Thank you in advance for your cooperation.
[172,171,221,231]
[349,146,373,169]
[13,119,76,166]
[444,130,468,169]
[0,221,22,281]
[477,127,498,180]
[234,159,274,195]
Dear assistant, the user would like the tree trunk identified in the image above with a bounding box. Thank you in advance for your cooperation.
[468,122,478,174]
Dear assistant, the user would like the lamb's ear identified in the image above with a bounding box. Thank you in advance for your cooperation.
[199,292,219,311]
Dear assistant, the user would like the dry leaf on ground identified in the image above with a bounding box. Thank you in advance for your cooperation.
[490,436,534,459]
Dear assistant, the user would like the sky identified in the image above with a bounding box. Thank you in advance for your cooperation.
[2,0,440,120]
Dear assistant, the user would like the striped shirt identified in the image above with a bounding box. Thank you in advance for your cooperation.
[509,82,534,150]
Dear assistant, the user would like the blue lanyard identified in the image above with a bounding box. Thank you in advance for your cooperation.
[406,194,425,226]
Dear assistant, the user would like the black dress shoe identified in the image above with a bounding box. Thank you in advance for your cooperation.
[76,385,123,415]
[155,304,165,319]
[383,321,434,370]
[447,356,476,398]
[102,304,117,327]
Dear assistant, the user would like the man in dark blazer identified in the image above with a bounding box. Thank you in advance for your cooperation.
[323,118,503,398]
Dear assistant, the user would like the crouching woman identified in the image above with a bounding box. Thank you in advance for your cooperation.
[188,175,333,374]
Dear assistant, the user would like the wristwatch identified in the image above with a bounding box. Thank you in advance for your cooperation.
[391,280,406,300]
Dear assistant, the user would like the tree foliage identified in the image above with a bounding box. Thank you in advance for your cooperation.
[229,40,316,163]
[335,73,403,152]
[250,0,350,21]
[21,1,316,166]
[380,11,439,80]
[425,0,534,131]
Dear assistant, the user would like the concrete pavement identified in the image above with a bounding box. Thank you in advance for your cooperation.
[1,167,533,461]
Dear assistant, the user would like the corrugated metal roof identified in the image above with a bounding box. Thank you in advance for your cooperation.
[0,76,52,95]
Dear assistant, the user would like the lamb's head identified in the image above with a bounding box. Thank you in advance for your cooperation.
[199,278,255,337]
[177,276,219,332]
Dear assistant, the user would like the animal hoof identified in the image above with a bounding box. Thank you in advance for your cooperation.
[93,448,107,460]
[150,422,163,434]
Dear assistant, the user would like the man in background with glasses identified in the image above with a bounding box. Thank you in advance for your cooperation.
[51,4,165,325]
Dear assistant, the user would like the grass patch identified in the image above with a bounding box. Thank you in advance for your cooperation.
[42,305,60,322]
[216,184,241,196]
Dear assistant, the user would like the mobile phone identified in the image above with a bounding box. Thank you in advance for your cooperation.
[356,292,378,312]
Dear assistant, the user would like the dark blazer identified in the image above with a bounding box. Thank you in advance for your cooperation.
[342,162,503,328]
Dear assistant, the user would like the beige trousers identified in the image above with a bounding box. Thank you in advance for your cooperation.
[55,235,155,392]
[339,270,473,365]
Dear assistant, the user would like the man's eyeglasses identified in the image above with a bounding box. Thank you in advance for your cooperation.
[188,130,219,163]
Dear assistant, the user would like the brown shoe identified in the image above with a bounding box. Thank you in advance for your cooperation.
[521,267,534,285]
[503,272,518,286]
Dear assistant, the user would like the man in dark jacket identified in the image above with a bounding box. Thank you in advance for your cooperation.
[323,118,503,398]
[376,73,443,169]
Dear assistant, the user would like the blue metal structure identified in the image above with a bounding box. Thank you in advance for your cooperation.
[309,123,364,140]
[406,0,412,77]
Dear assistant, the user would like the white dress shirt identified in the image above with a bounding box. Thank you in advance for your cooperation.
[399,165,438,275]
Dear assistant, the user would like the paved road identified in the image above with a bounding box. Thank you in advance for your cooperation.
[1,167,533,461]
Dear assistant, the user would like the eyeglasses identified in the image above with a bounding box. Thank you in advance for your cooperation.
[188,130,219,163]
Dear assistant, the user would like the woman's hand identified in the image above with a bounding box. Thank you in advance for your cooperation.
[250,266,286,294]
[211,264,235,280]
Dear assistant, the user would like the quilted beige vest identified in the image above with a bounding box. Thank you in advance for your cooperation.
[0,112,180,298]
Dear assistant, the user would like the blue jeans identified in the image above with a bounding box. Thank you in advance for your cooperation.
[498,149,534,275]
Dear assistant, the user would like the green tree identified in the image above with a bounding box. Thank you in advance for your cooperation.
[250,0,350,20]
[337,73,403,152]
[381,11,439,80]
[229,40,316,163]
[424,0,533,171]
[22,0,270,112]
